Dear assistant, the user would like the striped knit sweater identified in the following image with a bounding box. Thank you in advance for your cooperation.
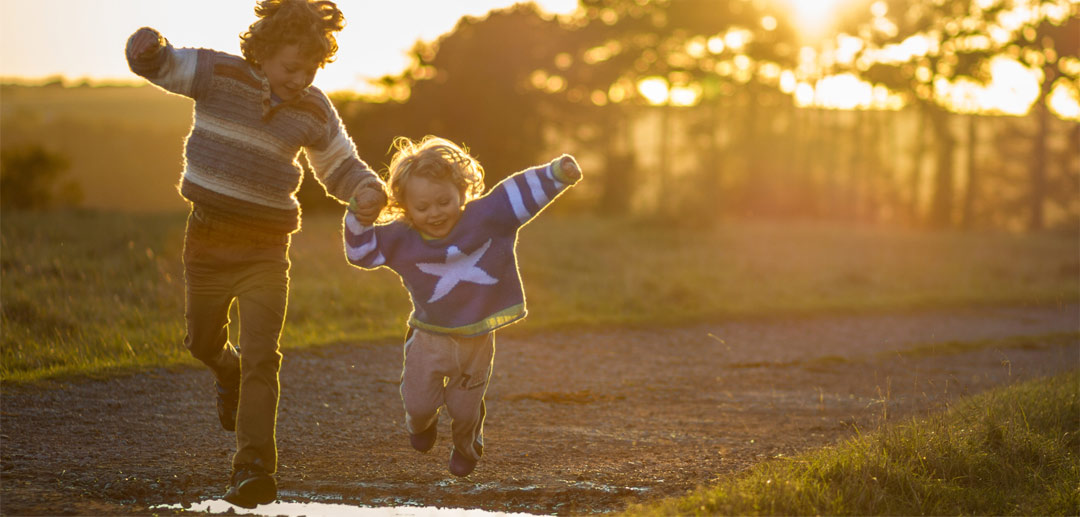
[125,28,381,239]
[344,157,580,336]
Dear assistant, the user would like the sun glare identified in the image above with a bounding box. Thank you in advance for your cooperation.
[781,0,846,40]
[637,77,669,105]
[984,56,1041,115]
[1049,80,1080,121]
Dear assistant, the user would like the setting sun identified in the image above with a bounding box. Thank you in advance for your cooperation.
[777,0,848,39]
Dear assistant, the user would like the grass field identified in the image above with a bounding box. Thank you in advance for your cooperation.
[2,211,1078,382]
[625,369,1080,516]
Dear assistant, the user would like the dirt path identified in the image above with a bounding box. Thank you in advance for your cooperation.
[2,304,1078,515]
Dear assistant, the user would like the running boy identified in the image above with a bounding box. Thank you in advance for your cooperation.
[125,0,385,507]
[343,136,582,477]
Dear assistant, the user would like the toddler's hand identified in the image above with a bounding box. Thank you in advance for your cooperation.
[349,186,387,225]
[128,28,162,60]
[558,155,582,183]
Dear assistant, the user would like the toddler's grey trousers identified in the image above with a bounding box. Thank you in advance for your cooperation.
[400,328,495,461]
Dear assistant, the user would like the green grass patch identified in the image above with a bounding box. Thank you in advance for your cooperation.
[625,370,1080,516]
[2,212,1077,383]
[723,334,1077,371]
[888,332,1080,360]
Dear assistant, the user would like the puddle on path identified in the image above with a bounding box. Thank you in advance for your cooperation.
[152,480,650,516]
[154,499,540,516]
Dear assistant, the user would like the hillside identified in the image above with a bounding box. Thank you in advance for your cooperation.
[2,84,194,212]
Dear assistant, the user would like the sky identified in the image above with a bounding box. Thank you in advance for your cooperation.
[0,0,578,94]
[1,0,1075,117]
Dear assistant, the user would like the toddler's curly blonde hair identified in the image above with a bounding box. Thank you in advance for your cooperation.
[240,0,345,68]
[382,136,485,223]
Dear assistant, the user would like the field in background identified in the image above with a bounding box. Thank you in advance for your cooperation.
[2,211,1077,382]
[1,84,192,212]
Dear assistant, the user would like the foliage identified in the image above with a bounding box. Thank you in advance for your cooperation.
[848,0,1079,229]
[2,211,1078,383]
[0,145,81,211]
[347,4,569,186]
[625,369,1080,516]
[0,84,192,212]
[3,0,1078,228]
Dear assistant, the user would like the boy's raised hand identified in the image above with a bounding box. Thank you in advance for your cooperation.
[558,155,582,183]
[349,185,387,225]
[128,27,163,60]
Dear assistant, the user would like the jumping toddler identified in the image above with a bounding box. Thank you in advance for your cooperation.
[344,136,582,476]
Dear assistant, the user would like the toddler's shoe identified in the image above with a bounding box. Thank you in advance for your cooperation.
[224,463,276,509]
[448,448,477,477]
[215,380,240,432]
[409,422,438,453]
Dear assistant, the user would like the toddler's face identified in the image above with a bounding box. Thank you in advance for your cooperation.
[260,44,318,101]
[403,175,464,239]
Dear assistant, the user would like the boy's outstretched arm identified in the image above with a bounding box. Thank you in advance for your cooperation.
[303,102,386,219]
[127,28,163,61]
[125,27,203,99]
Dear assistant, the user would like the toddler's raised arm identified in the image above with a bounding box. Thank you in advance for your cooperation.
[555,155,582,183]
[478,154,582,233]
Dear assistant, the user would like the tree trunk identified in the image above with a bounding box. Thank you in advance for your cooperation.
[598,109,635,215]
[1029,99,1049,231]
[808,106,825,217]
[909,103,928,224]
[928,105,956,228]
[823,109,840,218]
[700,98,726,220]
[848,109,864,221]
[744,85,759,180]
[657,105,672,215]
[962,114,979,229]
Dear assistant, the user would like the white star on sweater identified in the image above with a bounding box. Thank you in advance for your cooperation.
[416,239,498,303]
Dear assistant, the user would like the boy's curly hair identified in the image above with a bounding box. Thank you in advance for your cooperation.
[383,136,486,223]
[240,0,345,68]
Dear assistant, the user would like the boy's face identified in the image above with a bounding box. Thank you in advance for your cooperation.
[403,175,464,239]
[260,44,318,101]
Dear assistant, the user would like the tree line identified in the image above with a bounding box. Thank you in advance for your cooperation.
[311,0,1076,231]
[4,1,1075,231]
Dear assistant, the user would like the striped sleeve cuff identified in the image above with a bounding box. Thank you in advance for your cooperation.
[551,155,581,186]
[343,213,385,268]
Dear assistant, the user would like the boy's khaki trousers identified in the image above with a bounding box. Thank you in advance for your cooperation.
[401,328,495,462]
[182,211,290,474]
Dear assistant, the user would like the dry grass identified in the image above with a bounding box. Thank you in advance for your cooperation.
[625,369,1080,516]
[2,211,1077,382]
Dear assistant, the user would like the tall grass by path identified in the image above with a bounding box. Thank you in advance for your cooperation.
[2,211,1077,382]
[624,370,1080,516]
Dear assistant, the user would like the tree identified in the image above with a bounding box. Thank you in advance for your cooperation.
[850,0,1078,229]
[847,0,1007,227]
[550,0,800,217]
[1005,0,1079,230]
[361,4,570,186]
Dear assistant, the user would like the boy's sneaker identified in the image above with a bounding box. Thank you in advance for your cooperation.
[448,448,478,477]
[223,463,276,509]
[409,422,438,453]
[215,380,239,432]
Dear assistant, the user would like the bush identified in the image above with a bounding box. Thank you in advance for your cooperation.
[0,145,82,211]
